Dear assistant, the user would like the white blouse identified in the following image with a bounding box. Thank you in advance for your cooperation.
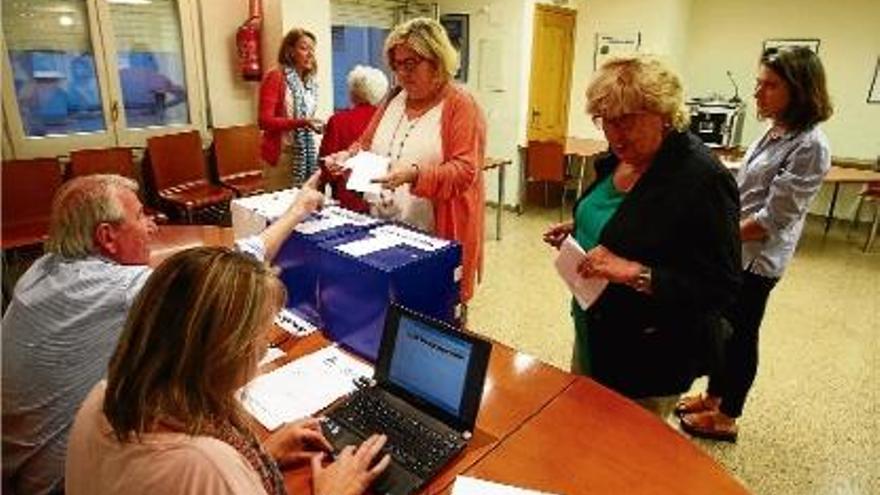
[368,89,444,232]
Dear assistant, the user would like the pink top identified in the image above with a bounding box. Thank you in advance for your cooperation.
[356,84,486,301]
[65,382,266,495]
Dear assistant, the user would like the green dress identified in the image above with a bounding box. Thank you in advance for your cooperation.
[571,174,625,375]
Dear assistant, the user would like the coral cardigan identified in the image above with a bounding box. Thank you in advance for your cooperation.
[355,84,486,301]
[258,68,298,166]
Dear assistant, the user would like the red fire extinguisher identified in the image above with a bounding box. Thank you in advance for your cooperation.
[236,0,263,81]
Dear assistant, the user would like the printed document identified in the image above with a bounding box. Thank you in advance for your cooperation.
[452,476,560,495]
[554,236,608,310]
[345,151,390,195]
[239,346,373,430]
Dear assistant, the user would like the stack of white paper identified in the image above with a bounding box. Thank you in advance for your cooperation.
[230,188,300,238]
[452,476,560,495]
[371,224,450,251]
[239,346,373,430]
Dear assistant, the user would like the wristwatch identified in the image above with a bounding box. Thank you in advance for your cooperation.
[631,266,652,294]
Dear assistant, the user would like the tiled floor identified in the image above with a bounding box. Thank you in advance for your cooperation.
[468,206,880,495]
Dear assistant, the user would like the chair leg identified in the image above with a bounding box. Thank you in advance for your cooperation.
[848,195,865,240]
[864,206,879,252]
[543,182,549,207]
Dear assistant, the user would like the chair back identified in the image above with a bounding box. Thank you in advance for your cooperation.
[211,124,261,179]
[526,140,565,182]
[1,157,63,248]
[69,147,136,179]
[145,130,208,190]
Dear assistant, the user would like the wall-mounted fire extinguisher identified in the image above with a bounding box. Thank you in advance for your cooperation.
[236,0,263,81]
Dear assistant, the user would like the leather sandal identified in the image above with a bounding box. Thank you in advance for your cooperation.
[680,410,738,443]
[674,393,720,417]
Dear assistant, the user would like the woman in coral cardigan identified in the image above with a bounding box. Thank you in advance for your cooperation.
[259,28,324,186]
[326,18,486,303]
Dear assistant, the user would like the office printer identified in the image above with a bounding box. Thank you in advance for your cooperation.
[687,97,745,148]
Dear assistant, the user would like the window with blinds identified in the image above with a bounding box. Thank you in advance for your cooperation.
[1,0,203,158]
[329,0,436,110]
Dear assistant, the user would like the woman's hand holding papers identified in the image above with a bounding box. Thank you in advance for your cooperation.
[373,160,419,190]
[578,245,643,285]
[264,417,334,467]
[542,221,574,249]
[312,434,391,495]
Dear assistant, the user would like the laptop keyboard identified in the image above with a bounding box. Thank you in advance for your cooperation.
[327,390,463,477]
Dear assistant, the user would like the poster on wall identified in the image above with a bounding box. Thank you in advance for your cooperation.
[868,56,880,104]
[593,32,641,70]
[762,38,820,54]
[440,14,468,82]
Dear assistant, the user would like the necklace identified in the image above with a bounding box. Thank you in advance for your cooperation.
[388,110,422,162]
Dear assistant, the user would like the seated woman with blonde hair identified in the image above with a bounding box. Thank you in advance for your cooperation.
[65,247,389,495]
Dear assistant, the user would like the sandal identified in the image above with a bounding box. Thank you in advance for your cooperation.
[680,410,738,443]
[674,393,720,417]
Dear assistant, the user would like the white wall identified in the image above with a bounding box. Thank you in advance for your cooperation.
[685,0,880,160]
[566,0,694,140]
[438,0,530,206]
[197,0,334,128]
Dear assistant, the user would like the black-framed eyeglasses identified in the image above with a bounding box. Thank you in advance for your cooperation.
[390,56,426,73]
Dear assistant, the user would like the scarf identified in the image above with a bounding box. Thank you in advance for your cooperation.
[202,420,286,495]
[285,67,318,184]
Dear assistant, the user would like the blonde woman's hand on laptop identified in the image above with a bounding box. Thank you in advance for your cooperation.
[264,418,334,467]
[311,434,391,495]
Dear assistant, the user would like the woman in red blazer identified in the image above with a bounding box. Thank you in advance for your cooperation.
[259,28,323,186]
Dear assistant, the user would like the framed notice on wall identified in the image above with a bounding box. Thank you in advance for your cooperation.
[594,32,641,70]
[868,56,880,104]
[440,14,469,82]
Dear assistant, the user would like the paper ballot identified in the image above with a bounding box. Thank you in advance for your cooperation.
[239,346,373,431]
[345,151,390,195]
[554,236,608,310]
[452,476,560,495]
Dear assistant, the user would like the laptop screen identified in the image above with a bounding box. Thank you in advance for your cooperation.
[387,312,472,417]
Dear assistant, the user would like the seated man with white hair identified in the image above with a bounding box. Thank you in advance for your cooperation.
[319,64,389,211]
[1,173,323,495]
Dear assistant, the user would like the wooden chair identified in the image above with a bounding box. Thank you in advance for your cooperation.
[68,147,137,179]
[849,157,880,252]
[525,140,574,220]
[1,158,64,249]
[69,147,168,224]
[210,124,266,197]
[144,130,235,224]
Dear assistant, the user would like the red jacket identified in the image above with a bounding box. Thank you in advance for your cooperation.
[258,68,296,165]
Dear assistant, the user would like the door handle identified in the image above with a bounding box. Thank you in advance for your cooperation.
[111,101,119,123]
[531,108,540,124]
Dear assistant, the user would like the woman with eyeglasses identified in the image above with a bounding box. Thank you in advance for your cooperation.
[543,55,741,419]
[678,47,832,442]
[324,17,486,303]
[260,28,325,187]
[65,248,390,495]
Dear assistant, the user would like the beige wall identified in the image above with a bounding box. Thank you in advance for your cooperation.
[685,0,880,160]
[197,0,334,128]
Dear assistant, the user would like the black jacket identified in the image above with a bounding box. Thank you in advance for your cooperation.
[575,131,742,398]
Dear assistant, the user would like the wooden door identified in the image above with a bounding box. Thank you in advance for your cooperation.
[526,5,576,142]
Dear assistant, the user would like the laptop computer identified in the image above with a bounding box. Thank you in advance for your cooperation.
[321,303,492,495]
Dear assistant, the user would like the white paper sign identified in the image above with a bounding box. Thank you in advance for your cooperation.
[452,476,560,495]
[239,346,373,431]
[554,236,608,310]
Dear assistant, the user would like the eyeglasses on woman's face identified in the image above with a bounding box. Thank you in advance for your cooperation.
[592,112,652,134]
[390,55,427,73]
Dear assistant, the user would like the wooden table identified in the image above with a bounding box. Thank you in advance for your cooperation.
[455,378,749,494]
[821,165,880,234]
[483,157,513,241]
[565,137,608,159]
[270,333,575,495]
[516,138,608,215]
[148,225,745,494]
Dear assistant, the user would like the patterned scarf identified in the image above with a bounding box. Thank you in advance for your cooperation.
[203,420,286,495]
[285,67,318,184]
